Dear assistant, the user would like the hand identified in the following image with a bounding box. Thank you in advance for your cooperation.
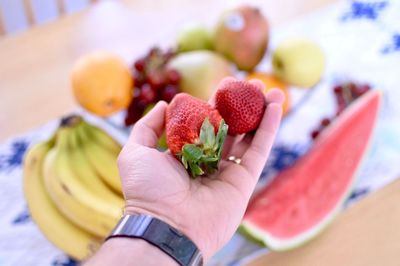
[117,82,283,262]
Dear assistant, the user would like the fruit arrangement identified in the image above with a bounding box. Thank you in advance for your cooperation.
[24,115,124,260]
[70,4,328,125]
[24,5,350,260]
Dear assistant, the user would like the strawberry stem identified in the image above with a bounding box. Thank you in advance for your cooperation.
[179,118,228,178]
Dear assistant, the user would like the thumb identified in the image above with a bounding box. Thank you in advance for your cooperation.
[129,101,168,148]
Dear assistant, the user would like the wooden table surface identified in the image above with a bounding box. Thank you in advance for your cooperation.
[1,0,399,265]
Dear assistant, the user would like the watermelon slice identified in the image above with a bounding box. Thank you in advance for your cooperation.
[241,90,381,250]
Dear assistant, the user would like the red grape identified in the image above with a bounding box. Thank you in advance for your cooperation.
[134,72,146,88]
[320,118,331,127]
[161,85,178,102]
[139,84,156,103]
[166,69,181,85]
[134,58,146,72]
[148,72,165,89]
[125,46,182,125]
[311,130,320,139]
[125,98,147,126]
[333,85,342,94]
[356,84,370,96]
[164,48,176,61]
[311,81,371,141]
[348,82,357,92]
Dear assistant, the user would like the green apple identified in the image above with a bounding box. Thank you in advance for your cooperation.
[272,38,325,88]
[177,24,214,53]
[167,51,233,101]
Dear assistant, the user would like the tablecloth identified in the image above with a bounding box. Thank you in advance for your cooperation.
[1,0,400,265]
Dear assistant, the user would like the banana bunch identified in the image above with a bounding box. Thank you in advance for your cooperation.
[23,115,125,261]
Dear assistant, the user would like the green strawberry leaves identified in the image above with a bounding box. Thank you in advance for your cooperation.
[200,118,216,150]
[182,144,203,161]
[179,118,228,178]
[216,118,228,157]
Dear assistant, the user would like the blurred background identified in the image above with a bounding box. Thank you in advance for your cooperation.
[0,0,399,265]
[0,0,93,34]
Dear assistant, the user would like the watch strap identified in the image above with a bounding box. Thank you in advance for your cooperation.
[106,214,203,266]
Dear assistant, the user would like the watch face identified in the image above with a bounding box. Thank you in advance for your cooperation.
[108,215,203,266]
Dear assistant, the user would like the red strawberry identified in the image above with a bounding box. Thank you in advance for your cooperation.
[166,93,228,177]
[215,79,266,135]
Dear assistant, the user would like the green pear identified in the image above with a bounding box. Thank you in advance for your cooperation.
[177,24,214,53]
[167,51,233,101]
[272,38,325,88]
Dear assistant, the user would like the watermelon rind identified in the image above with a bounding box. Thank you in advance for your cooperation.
[241,90,382,251]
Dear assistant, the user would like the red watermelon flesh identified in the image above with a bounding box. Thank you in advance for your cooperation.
[242,90,381,250]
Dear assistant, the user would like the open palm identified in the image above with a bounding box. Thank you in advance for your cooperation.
[118,82,283,262]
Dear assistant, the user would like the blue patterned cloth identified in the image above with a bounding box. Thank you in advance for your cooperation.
[1,1,400,265]
[341,1,388,21]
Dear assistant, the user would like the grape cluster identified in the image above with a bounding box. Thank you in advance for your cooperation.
[310,82,371,140]
[125,47,181,126]
[333,82,370,115]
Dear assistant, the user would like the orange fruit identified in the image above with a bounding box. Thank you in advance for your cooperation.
[247,72,291,115]
[71,51,133,117]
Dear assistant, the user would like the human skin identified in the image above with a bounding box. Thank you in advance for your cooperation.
[86,79,284,265]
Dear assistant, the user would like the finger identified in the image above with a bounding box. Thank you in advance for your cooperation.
[129,101,168,148]
[265,88,285,104]
[221,135,238,159]
[248,78,265,92]
[226,134,252,159]
[241,91,283,178]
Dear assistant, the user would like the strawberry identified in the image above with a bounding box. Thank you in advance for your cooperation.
[215,79,266,135]
[166,93,228,177]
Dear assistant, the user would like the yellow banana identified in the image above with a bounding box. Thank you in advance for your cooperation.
[81,128,123,194]
[43,127,122,238]
[71,124,125,207]
[23,140,101,260]
[81,122,122,155]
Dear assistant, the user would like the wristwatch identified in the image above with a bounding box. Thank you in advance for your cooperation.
[106,214,203,266]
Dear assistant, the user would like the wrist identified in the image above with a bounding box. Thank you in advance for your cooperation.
[87,237,178,266]
[124,206,184,235]
[122,209,206,263]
